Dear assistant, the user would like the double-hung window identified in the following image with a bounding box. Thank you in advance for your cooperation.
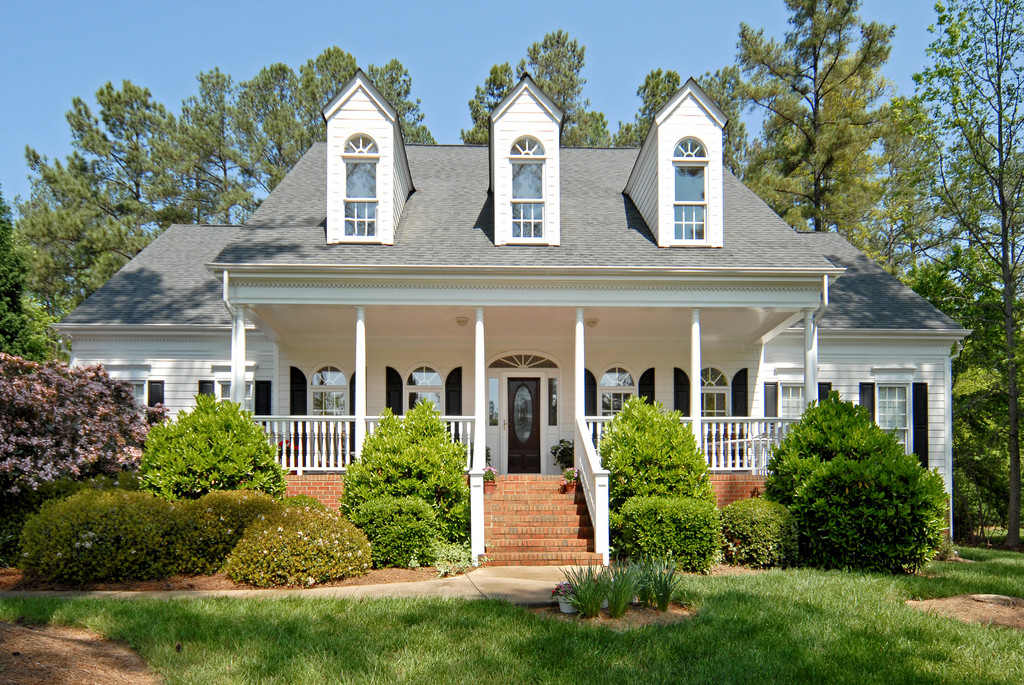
[600,367,635,416]
[780,385,805,418]
[311,366,347,416]
[343,134,378,238]
[877,385,908,446]
[701,367,728,416]
[510,137,544,240]
[673,138,707,242]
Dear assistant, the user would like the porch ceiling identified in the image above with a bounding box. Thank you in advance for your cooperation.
[248,304,801,346]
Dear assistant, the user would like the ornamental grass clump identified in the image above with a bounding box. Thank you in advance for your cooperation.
[563,565,608,618]
[140,394,286,501]
[224,505,371,587]
[637,557,682,612]
[605,562,642,618]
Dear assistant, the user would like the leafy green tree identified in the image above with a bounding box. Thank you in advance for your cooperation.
[698,66,750,176]
[18,80,181,319]
[461,63,514,144]
[916,0,1024,546]
[613,68,681,148]
[738,0,893,234]
[366,59,435,144]
[0,186,49,360]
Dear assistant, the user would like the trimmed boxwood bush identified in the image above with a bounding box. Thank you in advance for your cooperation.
[600,398,713,511]
[351,495,438,568]
[721,497,798,568]
[167,491,282,575]
[792,451,947,573]
[20,490,174,584]
[618,496,721,573]
[341,402,469,542]
[140,394,286,501]
[224,506,372,587]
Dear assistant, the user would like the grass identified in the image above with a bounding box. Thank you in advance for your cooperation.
[1,547,1022,684]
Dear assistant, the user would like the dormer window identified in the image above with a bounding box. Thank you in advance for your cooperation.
[344,134,378,238]
[673,138,707,242]
[510,137,545,240]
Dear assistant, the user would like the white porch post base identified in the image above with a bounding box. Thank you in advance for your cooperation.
[471,307,486,563]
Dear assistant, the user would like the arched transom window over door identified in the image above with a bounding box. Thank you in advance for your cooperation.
[600,367,635,416]
[701,367,728,417]
[311,365,347,415]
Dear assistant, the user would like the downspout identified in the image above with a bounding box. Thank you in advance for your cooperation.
[222,271,235,316]
[813,274,829,324]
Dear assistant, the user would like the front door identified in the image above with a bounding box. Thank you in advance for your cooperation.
[507,377,541,473]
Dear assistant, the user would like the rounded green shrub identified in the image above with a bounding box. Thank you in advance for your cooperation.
[792,450,947,573]
[351,495,438,568]
[140,394,286,501]
[284,494,326,510]
[600,397,713,511]
[764,392,904,506]
[224,506,372,587]
[167,491,283,575]
[618,496,722,573]
[20,490,173,584]
[721,497,798,568]
[341,403,469,542]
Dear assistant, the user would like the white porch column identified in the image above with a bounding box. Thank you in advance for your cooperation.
[803,309,818,409]
[470,307,486,562]
[230,305,247,405]
[354,306,367,456]
[575,307,585,422]
[690,309,702,445]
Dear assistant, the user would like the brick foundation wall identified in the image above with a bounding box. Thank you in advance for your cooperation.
[710,473,766,508]
[285,473,344,510]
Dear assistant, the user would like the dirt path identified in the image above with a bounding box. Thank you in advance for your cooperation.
[906,594,1024,630]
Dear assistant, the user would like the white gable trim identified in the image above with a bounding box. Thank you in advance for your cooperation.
[490,76,564,123]
[654,77,728,129]
[322,71,398,123]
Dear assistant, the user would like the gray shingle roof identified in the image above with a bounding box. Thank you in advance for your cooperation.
[232,144,834,269]
[61,225,238,326]
[802,232,962,331]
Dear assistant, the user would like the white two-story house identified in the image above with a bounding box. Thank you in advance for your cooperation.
[58,71,967,564]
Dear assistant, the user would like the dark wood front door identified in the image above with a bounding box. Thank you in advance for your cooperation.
[507,377,541,473]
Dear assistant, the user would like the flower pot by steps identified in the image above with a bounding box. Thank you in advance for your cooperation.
[558,599,577,614]
[483,480,496,494]
[561,482,577,494]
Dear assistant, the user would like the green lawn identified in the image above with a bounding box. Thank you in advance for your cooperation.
[2,547,1022,684]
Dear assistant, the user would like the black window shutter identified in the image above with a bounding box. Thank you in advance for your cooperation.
[638,368,655,404]
[446,367,463,415]
[764,383,778,417]
[913,382,929,468]
[731,368,748,416]
[254,380,272,415]
[198,380,215,397]
[385,366,403,416]
[674,368,690,416]
[349,372,357,452]
[817,382,832,402]
[147,380,164,407]
[585,369,597,416]
[859,382,875,421]
[289,366,307,415]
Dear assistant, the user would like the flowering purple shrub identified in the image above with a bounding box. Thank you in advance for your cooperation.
[0,353,164,495]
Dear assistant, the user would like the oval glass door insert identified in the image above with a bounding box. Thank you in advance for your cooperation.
[513,385,533,442]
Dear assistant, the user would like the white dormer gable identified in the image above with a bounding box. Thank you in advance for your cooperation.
[323,70,413,245]
[624,78,727,248]
[490,75,562,246]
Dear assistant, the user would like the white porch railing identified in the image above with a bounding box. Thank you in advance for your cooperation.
[576,416,610,565]
[584,415,797,475]
[258,415,476,473]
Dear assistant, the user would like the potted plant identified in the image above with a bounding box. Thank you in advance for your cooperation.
[483,465,498,493]
[550,439,574,470]
[552,581,576,613]
[561,467,579,494]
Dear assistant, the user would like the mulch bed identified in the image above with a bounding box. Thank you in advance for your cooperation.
[906,594,1024,631]
[529,602,693,631]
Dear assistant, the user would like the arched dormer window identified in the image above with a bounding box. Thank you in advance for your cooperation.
[701,366,728,417]
[673,138,707,242]
[343,134,378,238]
[510,137,545,240]
[600,366,635,416]
[407,365,443,412]
[311,365,347,415]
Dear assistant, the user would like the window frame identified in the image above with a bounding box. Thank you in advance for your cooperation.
[219,380,254,411]
[876,383,910,448]
[599,366,636,417]
[309,365,348,416]
[509,137,546,242]
[406,364,443,412]
[672,137,709,244]
[700,366,729,417]
[342,134,379,240]
[779,384,805,418]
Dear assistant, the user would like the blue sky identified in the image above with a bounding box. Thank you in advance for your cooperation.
[0,0,940,205]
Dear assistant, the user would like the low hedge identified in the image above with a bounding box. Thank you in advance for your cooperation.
[351,496,438,568]
[721,497,798,568]
[168,491,282,575]
[618,496,721,573]
[224,506,372,587]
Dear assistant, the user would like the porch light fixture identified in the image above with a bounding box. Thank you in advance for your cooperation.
[455,316,469,327]
[586,318,599,328]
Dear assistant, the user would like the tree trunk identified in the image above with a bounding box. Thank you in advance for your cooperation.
[1004,269,1021,547]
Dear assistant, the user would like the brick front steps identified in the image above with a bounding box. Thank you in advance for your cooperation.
[482,474,603,566]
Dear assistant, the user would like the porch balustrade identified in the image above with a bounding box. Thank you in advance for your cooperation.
[575,416,610,565]
[258,415,476,473]
[583,416,797,475]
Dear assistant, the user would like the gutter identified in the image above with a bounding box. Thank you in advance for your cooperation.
[223,271,235,317]
[813,274,829,324]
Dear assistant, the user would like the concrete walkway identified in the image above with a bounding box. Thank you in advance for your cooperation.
[0,566,572,606]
